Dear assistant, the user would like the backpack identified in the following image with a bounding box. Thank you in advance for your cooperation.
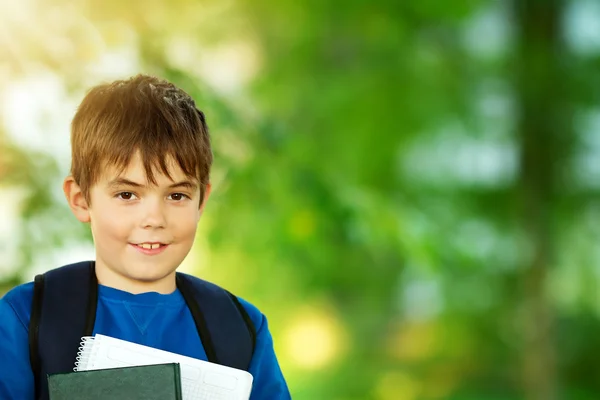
[28,261,256,400]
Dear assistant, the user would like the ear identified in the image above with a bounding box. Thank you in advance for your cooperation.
[199,183,212,215]
[63,176,91,223]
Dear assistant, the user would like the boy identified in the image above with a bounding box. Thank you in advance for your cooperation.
[0,75,291,399]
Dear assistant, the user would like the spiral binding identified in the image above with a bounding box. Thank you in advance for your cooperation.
[73,336,96,371]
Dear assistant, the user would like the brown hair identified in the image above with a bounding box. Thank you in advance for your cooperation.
[70,74,212,204]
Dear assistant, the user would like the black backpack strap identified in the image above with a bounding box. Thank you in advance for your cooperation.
[29,261,98,400]
[29,274,45,400]
[176,273,256,370]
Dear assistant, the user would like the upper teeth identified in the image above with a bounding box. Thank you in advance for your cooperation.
[139,243,161,249]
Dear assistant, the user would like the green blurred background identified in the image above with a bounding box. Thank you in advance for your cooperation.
[1,0,600,398]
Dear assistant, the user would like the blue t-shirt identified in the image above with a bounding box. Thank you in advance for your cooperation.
[0,280,291,399]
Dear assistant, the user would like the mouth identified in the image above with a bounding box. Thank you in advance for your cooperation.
[132,242,167,250]
[129,242,170,255]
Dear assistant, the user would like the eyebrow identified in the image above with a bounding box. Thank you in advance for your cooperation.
[107,178,199,191]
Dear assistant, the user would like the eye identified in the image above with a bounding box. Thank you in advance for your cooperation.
[168,193,189,201]
[116,192,137,200]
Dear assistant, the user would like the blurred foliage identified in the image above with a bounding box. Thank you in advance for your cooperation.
[2,0,600,399]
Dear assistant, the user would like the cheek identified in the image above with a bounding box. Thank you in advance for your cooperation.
[173,208,200,241]
[90,209,133,242]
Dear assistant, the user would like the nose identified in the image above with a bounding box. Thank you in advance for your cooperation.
[140,197,166,229]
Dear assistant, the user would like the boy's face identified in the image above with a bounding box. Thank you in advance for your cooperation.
[65,152,208,294]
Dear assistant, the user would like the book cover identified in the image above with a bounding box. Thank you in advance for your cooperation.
[48,363,182,400]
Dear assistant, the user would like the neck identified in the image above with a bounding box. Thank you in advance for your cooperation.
[94,261,177,295]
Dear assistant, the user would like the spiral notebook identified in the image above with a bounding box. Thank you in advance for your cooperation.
[74,334,253,400]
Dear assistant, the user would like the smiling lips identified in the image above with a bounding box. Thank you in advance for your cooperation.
[131,242,169,255]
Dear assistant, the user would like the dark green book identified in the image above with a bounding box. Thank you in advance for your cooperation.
[48,363,183,400]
